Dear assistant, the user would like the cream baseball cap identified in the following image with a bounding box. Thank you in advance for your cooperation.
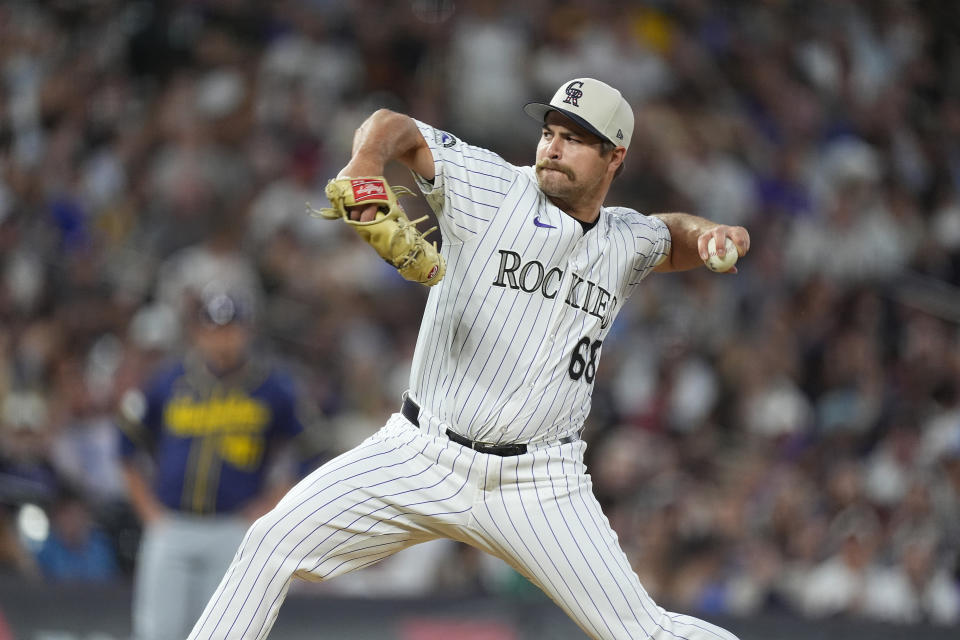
[524,78,634,149]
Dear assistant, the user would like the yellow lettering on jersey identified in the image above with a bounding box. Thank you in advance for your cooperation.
[164,391,271,469]
[219,434,263,469]
[164,391,271,436]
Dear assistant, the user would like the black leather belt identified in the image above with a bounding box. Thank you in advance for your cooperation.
[401,396,575,457]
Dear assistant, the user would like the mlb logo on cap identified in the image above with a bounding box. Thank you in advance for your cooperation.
[523,78,634,149]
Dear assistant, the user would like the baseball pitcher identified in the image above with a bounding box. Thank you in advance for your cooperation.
[188,78,749,640]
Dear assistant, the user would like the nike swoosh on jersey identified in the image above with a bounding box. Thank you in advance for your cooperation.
[533,216,556,229]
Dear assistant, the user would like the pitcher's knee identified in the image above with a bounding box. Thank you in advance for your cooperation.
[235,508,295,561]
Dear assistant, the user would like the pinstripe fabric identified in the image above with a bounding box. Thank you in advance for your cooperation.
[187,122,738,640]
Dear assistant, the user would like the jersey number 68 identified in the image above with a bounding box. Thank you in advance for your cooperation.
[568,337,602,383]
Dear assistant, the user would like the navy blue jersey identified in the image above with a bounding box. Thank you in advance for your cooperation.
[118,353,306,514]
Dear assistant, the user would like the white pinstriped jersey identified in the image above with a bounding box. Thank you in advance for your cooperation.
[408,120,671,446]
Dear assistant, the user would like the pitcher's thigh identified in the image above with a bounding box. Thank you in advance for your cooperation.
[191,426,446,639]
[239,427,446,583]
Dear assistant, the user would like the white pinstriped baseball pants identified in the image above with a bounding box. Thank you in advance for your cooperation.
[188,414,739,640]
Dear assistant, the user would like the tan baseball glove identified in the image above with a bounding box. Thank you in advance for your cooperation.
[308,177,445,286]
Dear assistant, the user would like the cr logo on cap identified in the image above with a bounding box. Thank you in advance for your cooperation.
[562,81,584,107]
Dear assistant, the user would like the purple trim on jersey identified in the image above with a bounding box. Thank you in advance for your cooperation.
[420,245,461,404]
[414,117,674,436]
[520,214,599,437]
[561,237,599,433]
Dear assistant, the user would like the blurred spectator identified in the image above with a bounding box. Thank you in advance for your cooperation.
[0,391,60,505]
[154,210,263,320]
[783,138,919,284]
[47,344,129,508]
[246,140,337,250]
[447,0,528,147]
[34,488,118,583]
[796,506,884,618]
[863,527,959,625]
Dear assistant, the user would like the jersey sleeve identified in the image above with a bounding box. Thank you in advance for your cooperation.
[410,119,518,244]
[626,212,672,286]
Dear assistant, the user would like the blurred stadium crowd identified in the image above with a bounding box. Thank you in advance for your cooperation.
[1,0,960,628]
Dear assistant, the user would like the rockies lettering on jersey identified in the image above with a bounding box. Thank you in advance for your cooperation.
[408,120,670,446]
[492,250,617,328]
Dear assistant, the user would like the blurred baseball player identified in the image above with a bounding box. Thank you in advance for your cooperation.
[189,78,749,640]
[119,290,316,640]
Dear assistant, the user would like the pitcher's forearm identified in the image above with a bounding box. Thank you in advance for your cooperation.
[652,213,749,272]
[340,109,435,179]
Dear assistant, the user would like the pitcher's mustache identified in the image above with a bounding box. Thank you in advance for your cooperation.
[536,159,573,178]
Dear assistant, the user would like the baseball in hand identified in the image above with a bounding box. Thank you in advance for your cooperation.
[705,236,738,273]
